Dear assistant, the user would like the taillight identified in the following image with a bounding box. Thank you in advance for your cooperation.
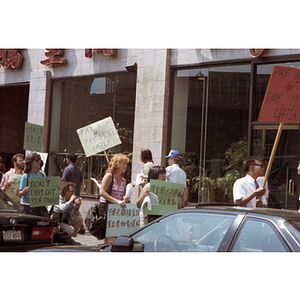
[31,227,53,240]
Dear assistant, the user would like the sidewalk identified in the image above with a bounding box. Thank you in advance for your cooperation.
[73,230,105,245]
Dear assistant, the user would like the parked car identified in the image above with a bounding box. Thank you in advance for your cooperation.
[0,189,54,251]
[104,204,300,252]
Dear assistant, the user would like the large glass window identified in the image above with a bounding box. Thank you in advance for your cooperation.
[252,61,300,209]
[49,74,136,194]
[172,65,251,203]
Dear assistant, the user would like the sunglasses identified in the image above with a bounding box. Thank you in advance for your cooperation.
[252,163,264,168]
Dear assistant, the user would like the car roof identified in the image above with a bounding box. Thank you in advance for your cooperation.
[182,203,300,221]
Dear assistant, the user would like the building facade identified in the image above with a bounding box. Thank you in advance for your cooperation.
[1,48,299,209]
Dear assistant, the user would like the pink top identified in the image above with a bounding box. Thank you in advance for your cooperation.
[100,176,125,203]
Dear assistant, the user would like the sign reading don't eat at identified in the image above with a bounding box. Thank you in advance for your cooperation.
[76,117,121,157]
[259,65,300,123]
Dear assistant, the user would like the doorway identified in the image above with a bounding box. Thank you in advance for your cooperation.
[0,84,29,171]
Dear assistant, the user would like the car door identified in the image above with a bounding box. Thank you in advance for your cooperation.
[230,217,291,252]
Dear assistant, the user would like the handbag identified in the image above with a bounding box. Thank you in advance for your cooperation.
[85,174,114,239]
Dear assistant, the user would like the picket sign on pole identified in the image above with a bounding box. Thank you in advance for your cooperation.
[104,150,109,163]
[256,65,300,202]
[259,123,284,201]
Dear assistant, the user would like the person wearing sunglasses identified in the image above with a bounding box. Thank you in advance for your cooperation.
[19,152,49,217]
[233,157,266,208]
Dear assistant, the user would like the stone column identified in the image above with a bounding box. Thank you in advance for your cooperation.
[131,49,171,192]
[27,70,51,153]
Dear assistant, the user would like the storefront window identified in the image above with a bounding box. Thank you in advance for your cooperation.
[49,74,136,194]
[172,65,251,203]
[253,61,300,209]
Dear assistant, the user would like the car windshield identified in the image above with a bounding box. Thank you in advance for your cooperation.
[131,212,235,252]
[285,221,300,244]
[0,190,20,213]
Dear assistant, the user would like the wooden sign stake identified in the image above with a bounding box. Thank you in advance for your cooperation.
[104,150,109,163]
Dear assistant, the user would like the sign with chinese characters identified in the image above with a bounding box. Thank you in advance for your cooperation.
[28,176,60,207]
[40,49,65,66]
[0,49,23,69]
[106,204,140,237]
[6,174,22,205]
[76,116,121,157]
[85,49,114,58]
[259,65,300,123]
[23,122,44,152]
[143,180,185,216]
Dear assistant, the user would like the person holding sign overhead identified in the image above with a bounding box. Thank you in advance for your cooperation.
[19,152,49,217]
[233,157,266,208]
[99,153,130,243]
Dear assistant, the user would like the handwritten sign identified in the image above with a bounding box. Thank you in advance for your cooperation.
[28,176,60,207]
[76,117,121,157]
[6,174,22,204]
[23,122,44,152]
[259,65,300,123]
[143,180,185,216]
[106,204,140,237]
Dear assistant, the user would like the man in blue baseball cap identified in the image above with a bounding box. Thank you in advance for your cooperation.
[165,150,186,209]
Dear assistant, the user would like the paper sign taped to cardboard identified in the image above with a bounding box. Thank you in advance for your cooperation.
[76,117,121,157]
[106,204,140,237]
[259,65,300,123]
[143,180,185,216]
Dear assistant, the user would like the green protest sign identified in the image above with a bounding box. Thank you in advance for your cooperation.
[23,122,44,152]
[76,116,121,157]
[106,204,140,237]
[28,176,60,207]
[143,180,185,216]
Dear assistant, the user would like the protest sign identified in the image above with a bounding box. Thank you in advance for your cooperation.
[28,176,60,207]
[76,116,121,157]
[106,204,140,237]
[6,173,22,204]
[23,122,44,152]
[143,180,185,216]
[259,65,300,123]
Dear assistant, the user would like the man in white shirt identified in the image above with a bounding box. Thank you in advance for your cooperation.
[165,150,187,209]
[233,157,266,208]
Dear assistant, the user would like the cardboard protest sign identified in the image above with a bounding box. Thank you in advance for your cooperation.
[143,180,185,216]
[6,173,22,204]
[259,65,300,123]
[28,176,60,207]
[106,204,140,237]
[23,122,44,152]
[76,117,121,157]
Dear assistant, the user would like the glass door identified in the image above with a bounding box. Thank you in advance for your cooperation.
[172,65,251,203]
[253,61,300,209]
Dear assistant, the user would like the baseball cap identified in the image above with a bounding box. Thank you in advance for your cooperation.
[165,150,181,159]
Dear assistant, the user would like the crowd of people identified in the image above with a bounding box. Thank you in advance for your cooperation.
[1,149,300,245]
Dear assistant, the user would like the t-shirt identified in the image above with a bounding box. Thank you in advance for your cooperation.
[62,164,83,196]
[19,171,46,205]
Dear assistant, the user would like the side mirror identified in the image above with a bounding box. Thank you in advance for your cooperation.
[111,236,134,252]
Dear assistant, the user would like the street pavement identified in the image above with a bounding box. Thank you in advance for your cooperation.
[73,230,104,245]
